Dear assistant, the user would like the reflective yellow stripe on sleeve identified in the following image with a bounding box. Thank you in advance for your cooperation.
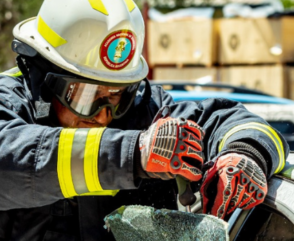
[1,67,23,77]
[58,128,119,198]
[84,128,104,192]
[218,122,285,174]
[58,129,77,198]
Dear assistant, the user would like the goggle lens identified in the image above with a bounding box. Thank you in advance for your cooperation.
[65,82,124,116]
[45,73,140,119]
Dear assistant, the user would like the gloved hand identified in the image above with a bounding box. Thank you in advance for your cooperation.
[139,117,204,181]
[200,153,268,219]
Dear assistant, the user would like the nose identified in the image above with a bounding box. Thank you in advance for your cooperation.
[92,107,112,126]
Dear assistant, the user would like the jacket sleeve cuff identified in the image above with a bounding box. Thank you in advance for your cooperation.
[134,133,150,180]
[98,128,142,190]
[219,141,268,177]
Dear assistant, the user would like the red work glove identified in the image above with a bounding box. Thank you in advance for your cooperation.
[200,153,267,219]
[139,117,204,181]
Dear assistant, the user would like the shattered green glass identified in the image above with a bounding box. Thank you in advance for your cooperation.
[104,205,229,241]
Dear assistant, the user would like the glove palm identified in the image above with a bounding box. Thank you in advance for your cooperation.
[200,153,268,219]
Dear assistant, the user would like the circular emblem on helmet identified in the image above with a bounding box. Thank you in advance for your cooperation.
[100,30,137,71]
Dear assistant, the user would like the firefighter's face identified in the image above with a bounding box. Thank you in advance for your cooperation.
[52,83,126,128]
[52,85,126,128]
[52,97,113,128]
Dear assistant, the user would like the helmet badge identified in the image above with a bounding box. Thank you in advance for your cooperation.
[100,30,136,71]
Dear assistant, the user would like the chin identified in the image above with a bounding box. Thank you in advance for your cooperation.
[78,122,104,128]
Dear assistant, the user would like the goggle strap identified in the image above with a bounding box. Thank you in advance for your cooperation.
[45,74,67,97]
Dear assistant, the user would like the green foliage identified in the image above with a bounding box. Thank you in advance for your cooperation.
[140,0,294,8]
[280,0,294,9]
[0,0,42,71]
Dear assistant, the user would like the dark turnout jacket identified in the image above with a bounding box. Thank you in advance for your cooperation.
[0,68,289,240]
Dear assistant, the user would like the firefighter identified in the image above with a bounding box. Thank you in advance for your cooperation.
[0,0,288,240]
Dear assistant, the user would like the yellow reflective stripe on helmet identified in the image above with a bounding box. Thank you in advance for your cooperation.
[58,129,77,198]
[124,0,136,12]
[88,0,109,15]
[38,16,67,48]
[84,128,105,192]
[85,45,99,66]
[1,67,22,77]
[219,122,285,173]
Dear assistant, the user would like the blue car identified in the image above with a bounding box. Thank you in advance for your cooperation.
[150,81,294,150]
[170,90,294,105]
[151,81,294,104]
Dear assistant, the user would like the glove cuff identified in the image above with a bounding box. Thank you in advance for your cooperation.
[134,135,150,179]
[221,142,268,176]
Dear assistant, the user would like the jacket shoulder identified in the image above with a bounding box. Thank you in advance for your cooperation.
[0,67,24,89]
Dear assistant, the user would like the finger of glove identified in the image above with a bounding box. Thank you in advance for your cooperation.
[179,128,203,151]
[226,180,247,214]
[220,156,267,213]
[170,161,202,182]
[200,163,219,214]
[148,171,174,180]
[185,120,204,141]
[240,193,265,210]
[147,172,161,179]
[176,118,203,143]
[155,171,174,180]
[181,129,204,151]
[210,171,238,219]
[201,154,239,215]
[238,185,266,211]
[222,163,249,214]
[176,141,204,167]
[234,159,268,210]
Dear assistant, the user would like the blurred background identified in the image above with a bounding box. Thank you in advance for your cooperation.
[1,0,294,99]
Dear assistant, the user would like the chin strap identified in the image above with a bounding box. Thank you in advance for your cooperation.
[16,55,52,119]
[141,78,152,103]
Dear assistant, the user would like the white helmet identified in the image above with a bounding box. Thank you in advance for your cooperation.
[13,0,148,84]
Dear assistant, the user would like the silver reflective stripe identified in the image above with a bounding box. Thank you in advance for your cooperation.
[71,129,90,194]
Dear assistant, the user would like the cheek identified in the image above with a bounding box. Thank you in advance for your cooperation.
[52,98,79,128]
[58,108,80,128]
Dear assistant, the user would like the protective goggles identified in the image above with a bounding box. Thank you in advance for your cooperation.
[44,73,141,119]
